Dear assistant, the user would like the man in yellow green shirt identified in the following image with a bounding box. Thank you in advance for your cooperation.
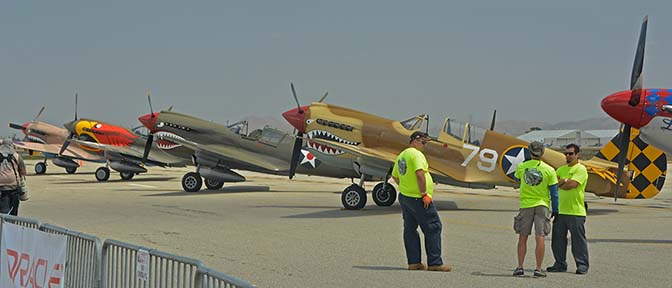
[513,141,559,278]
[392,131,451,272]
[547,143,589,275]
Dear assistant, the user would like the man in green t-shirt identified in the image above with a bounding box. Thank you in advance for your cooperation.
[392,131,451,272]
[547,143,590,275]
[512,141,558,278]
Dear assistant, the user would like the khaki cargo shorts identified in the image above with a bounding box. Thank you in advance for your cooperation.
[513,206,551,236]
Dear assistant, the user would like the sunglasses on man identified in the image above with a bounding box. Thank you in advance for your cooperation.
[564,152,576,156]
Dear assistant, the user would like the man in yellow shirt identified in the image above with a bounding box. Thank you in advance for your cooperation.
[513,141,558,278]
[547,143,589,275]
[392,131,451,272]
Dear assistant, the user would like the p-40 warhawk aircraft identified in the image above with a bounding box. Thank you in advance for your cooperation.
[9,107,106,174]
[62,117,191,181]
[283,100,667,209]
[137,107,360,192]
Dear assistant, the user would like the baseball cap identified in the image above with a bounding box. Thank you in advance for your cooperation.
[528,141,545,157]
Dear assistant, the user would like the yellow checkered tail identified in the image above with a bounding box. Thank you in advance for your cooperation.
[592,127,667,199]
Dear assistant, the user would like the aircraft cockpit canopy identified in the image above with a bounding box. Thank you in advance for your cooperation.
[132,126,150,137]
[442,118,487,145]
[399,114,429,131]
[259,127,288,146]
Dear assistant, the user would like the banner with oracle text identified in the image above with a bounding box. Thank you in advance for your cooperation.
[1,222,66,288]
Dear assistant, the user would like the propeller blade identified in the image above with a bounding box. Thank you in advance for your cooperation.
[59,132,76,155]
[490,110,497,131]
[33,107,45,122]
[629,16,648,106]
[147,92,154,116]
[8,123,24,130]
[318,91,329,103]
[613,124,632,201]
[74,93,79,120]
[288,132,304,179]
[167,106,173,112]
[142,134,154,165]
[290,82,303,113]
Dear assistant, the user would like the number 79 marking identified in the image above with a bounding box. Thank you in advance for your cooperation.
[461,143,498,172]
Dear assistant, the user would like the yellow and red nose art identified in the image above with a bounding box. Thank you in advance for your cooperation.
[75,120,138,151]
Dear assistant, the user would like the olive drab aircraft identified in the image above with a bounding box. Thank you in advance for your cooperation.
[137,94,359,193]
[600,16,672,199]
[9,106,106,174]
[282,98,667,210]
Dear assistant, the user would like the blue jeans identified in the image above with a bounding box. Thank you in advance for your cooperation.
[399,194,443,266]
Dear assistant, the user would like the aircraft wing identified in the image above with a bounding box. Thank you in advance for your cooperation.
[70,139,143,158]
[157,134,288,172]
[12,141,103,161]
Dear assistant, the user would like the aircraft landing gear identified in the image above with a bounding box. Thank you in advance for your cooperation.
[35,162,47,175]
[120,172,135,180]
[204,178,224,190]
[65,167,77,174]
[95,167,111,182]
[182,172,203,192]
[342,184,367,210]
[341,174,368,210]
[372,182,397,207]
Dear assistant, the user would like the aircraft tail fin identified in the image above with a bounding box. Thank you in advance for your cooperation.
[592,127,666,199]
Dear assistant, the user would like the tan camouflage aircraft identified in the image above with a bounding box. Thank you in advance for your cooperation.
[9,107,106,174]
[283,101,667,210]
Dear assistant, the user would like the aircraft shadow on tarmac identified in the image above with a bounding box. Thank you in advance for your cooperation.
[144,185,271,196]
[277,201,517,219]
[588,238,672,244]
[585,208,619,216]
[49,176,177,184]
[29,172,96,176]
[471,271,534,278]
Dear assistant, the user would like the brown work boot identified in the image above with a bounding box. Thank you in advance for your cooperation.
[427,265,452,272]
[408,263,426,270]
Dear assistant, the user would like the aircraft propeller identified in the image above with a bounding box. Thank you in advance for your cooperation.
[141,92,155,165]
[59,93,79,156]
[33,106,45,122]
[288,82,305,179]
[613,16,648,201]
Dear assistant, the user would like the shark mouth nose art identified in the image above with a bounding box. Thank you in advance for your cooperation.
[306,130,360,156]
[155,131,185,150]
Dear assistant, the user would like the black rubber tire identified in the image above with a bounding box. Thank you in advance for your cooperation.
[120,172,135,180]
[182,172,203,192]
[341,184,367,210]
[65,167,77,174]
[204,178,224,190]
[35,162,47,175]
[95,167,111,182]
[372,182,397,207]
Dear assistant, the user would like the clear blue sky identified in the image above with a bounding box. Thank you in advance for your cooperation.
[2,0,671,137]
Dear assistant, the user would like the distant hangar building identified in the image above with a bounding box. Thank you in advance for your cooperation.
[517,129,619,148]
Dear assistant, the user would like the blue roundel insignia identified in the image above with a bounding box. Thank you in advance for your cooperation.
[500,145,532,182]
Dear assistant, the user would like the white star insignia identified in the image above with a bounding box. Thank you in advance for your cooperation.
[504,148,527,175]
[300,149,317,168]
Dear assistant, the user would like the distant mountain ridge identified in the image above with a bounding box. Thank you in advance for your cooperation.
[480,117,621,136]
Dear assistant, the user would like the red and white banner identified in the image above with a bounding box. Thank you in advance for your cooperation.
[1,222,66,288]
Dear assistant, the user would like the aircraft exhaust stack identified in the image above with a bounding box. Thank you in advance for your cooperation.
[109,161,148,174]
[52,157,80,169]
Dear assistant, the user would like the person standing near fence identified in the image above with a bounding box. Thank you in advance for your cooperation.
[0,138,27,216]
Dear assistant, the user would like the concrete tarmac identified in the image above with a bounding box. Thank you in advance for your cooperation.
[17,160,672,287]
